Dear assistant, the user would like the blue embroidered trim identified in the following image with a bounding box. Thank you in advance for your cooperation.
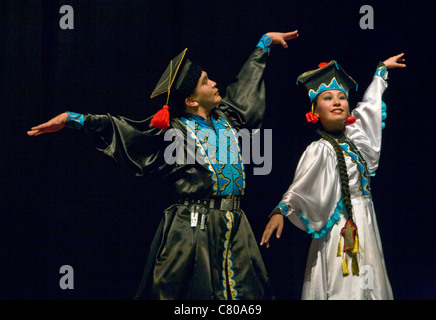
[339,143,371,196]
[308,78,348,102]
[180,114,245,196]
[381,100,387,130]
[256,34,272,53]
[299,198,343,239]
[66,112,84,130]
[375,65,388,80]
[278,202,289,215]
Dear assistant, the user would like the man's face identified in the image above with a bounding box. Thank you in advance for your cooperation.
[191,71,222,111]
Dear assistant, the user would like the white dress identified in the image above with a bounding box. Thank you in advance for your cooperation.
[274,71,393,300]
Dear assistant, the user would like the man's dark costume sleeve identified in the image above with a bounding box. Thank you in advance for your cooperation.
[82,47,267,177]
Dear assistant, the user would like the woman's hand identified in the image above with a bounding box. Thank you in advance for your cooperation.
[266,30,299,49]
[260,213,284,248]
[383,53,406,69]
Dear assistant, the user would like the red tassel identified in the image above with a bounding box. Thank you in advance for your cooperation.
[305,112,319,124]
[318,62,329,69]
[345,116,357,125]
[150,105,170,129]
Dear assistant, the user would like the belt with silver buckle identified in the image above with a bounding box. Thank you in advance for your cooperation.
[181,196,241,212]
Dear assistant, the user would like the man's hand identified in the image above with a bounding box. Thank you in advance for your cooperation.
[266,30,299,49]
[27,112,68,136]
[383,53,406,69]
[260,213,284,248]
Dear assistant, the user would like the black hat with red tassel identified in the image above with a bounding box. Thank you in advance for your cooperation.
[297,61,358,125]
[150,48,203,129]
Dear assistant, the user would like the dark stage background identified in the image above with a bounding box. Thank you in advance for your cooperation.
[1,0,434,300]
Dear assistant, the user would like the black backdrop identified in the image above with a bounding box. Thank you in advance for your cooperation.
[1,0,435,300]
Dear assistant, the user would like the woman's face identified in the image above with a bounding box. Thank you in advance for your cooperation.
[314,89,349,131]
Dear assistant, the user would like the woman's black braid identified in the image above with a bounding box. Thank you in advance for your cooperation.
[317,129,354,222]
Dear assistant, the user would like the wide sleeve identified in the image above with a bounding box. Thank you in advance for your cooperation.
[216,47,268,130]
[83,113,176,178]
[346,63,388,174]
[271,141,343,237]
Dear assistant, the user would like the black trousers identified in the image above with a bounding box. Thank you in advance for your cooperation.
[134,202,275,300]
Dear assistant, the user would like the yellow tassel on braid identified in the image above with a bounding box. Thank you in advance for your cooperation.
[337,237,342,257]
[352,233,359,254]
[351,233,360,275]
[342,253,349,276]
[339,234,359,276]
[352,254,359,275]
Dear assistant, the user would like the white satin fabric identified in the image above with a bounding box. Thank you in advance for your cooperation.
[278,75,393,299]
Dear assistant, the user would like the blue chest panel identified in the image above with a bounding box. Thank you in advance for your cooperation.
[180,114,245,196]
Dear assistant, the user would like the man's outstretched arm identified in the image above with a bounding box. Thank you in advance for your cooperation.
[27,111,84,136]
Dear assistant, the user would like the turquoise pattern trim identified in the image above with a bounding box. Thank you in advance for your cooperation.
[339,143,371,196]
[308,77,348,102]
[66,112,84,130]
[180,114,245,196]
[381,100,387,130]
[278,202,289,215]
[375,65,388,80]
[256,34,272,53]
[300,198,344,239]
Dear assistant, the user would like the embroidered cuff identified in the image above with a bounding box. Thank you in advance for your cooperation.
[257,34,272,53]
[375,62,388,80]
[300,198,343,239]
[66,112,84,130]
[277,202,290,216]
